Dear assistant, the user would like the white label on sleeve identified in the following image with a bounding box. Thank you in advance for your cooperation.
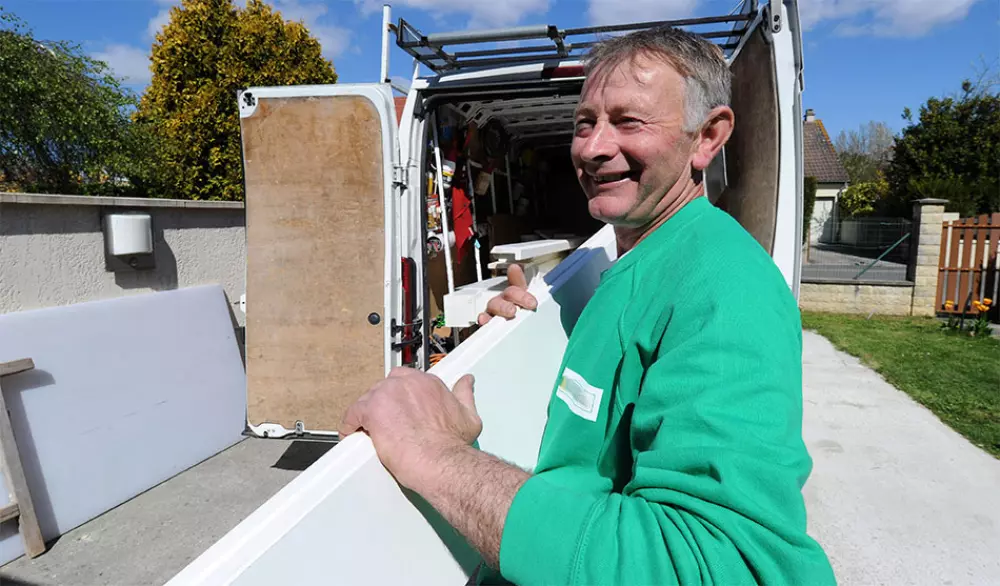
[556,368,604,422]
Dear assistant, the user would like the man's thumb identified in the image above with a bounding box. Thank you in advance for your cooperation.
[453,374,477,413]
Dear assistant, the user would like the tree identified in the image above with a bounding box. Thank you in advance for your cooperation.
[884,85,999,217]
[834,121,895,184]
[0,9,149,195]
[136,0,337,201]
[802,175,816,245]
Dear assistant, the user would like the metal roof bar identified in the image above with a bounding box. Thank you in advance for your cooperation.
[562,13,752,36]
[424,25,552,47]
[396,9,759,73]
[451,28,745,60]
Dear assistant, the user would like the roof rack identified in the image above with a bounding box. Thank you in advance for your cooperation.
[394,1,760,74]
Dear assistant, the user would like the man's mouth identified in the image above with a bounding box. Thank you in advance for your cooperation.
[590,172,635,185]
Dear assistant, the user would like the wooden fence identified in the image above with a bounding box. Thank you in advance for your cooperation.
[936,213,1000,318]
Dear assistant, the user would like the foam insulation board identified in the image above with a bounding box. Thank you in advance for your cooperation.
[165,226,617,585]
[442,276,507,328]
[0,286,247,565]
[490,237,585,261]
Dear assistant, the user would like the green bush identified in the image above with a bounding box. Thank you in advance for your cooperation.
[839,174,889,217]
[0,9,147,196]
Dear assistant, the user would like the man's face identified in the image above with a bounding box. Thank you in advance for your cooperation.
[571,54,696,227]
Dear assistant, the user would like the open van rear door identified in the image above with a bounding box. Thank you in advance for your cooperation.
[238,84,400,438]
[714,0,804,296]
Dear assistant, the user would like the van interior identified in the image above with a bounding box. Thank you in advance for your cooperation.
[407,7,786,362]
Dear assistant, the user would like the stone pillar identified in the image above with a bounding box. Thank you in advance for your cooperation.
[909,198,948,317]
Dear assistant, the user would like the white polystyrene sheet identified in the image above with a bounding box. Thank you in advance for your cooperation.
[166,226,617,586]
[0,286,247,565]
[490,237,585,261]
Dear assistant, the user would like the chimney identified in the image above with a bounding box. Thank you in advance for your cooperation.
[805,108,816,122]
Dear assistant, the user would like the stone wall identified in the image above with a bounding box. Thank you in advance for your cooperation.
[801,199,948,317]
[800,281,915,316]
[908,199,948,317]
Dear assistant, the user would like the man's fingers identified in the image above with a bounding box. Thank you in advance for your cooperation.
[338,400,366,438]
[507,263,528,289]
[452,374,477,415]
[477,312,492,326]
[486,296,517,319]
[503,286,537,311]
[388,366,421,378]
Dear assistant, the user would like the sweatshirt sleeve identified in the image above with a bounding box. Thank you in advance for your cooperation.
[496,278,835,585]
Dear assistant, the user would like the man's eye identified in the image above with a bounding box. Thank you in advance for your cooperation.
[574,120,594,135]
[618,117,643,129]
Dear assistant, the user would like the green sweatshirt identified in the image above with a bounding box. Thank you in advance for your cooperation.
[482,196,835,585]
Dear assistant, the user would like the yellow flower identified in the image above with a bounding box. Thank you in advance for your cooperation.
[985,298,993,306]
[944,300,955,309]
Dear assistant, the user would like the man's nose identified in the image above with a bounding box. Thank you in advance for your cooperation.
[579,120,619,162]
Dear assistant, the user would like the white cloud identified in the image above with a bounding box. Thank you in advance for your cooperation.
[587,0,699,26]
[357,0,550,29]
[145,1,350,58]
[93,44,152,84]
[271,0,352,58]
[798,0,980,37]
[147,0,179,39]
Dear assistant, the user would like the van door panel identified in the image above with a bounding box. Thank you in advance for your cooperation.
[241,89,394,434]
[716,27,780,254]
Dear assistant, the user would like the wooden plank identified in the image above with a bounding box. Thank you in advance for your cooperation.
[988,215,1000,309]
[242,94,387,432]
[936,221,950,311]
[947,218,963,308]
[0,502,19,524]
[972,216,989,301]
[0,379,46,557]
[958,218,975,309]
[0,359,34,378]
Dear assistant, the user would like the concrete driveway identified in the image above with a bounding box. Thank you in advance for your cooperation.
[801,330,1000,586]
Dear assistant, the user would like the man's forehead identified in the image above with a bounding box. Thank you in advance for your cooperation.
[576,57,682,110]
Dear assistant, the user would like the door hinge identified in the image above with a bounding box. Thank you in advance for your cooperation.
[392,164,407,188]
[768,6,782,33]
[390,318,423,351]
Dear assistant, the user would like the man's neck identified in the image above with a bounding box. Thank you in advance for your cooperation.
[614,178,705,255]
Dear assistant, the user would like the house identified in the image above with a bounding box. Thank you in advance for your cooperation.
[803,109,850,243]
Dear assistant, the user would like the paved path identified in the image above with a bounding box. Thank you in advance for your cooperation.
[801,331,1000,586]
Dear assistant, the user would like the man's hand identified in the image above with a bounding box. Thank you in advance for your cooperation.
[477,264,538,325]
[338,368,481,492]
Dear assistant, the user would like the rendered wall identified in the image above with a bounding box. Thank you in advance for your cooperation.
[0,194,246,325]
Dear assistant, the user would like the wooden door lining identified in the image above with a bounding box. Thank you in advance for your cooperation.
[716,28,780,254]
[243,95,387,432]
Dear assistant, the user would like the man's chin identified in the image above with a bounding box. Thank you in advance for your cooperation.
[587,198,632,225]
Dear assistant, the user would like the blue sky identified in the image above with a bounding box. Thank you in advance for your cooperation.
[5,0,997,141]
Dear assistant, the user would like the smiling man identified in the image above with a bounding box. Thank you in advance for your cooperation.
[340,26,835,585]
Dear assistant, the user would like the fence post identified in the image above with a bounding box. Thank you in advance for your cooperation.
[909,198,948,317]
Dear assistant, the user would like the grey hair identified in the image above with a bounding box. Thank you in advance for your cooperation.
[583,26,732,132]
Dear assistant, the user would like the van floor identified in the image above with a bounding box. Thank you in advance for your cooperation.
[0,438,319,586]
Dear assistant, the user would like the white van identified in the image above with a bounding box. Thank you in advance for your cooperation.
[236,0,806,439]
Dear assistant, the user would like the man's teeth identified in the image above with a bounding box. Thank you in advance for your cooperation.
[595,173,627,184]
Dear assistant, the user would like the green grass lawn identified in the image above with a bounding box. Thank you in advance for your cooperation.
[801,312,1000,458]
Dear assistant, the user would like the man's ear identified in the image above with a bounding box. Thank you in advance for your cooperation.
[691,106,735,172]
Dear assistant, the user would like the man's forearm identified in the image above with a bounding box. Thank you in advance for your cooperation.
[413,444,531,570]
